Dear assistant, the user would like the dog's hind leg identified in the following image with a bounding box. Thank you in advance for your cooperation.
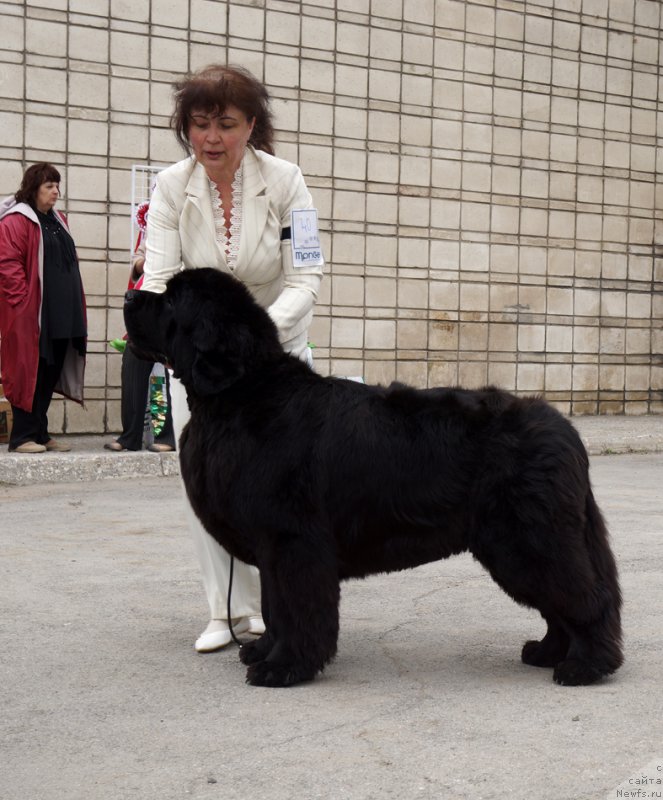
[471,484,623,685]
[521,615,570,668]
[244,538,340,688]
[551,593,623,686]
[474,514,622,685]
[476,544,622,685]
[552,491,623,686]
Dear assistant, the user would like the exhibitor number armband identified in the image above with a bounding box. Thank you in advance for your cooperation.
[290,209,324,268]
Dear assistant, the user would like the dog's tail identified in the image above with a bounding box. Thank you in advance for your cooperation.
[581,487,624,675]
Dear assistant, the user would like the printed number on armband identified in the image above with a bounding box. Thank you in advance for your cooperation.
[291,209,323,268]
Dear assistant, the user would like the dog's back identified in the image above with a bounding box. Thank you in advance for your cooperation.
[315,381,590,575]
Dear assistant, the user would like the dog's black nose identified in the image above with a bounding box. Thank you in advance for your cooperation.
[125,289,138,304]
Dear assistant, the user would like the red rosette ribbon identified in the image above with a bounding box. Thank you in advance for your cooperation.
[135,200,150,232]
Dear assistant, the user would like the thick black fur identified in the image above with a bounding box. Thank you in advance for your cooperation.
[124,268,623,688]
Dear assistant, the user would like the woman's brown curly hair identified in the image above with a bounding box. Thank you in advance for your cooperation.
[171,65,274,156]
[15,162,61,208]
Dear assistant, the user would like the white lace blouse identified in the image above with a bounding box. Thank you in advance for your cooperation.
[208,161,243,271]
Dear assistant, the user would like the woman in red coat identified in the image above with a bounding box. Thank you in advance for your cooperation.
[0,163,86,453]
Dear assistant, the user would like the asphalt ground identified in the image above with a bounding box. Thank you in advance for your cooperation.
[1,416,662,799]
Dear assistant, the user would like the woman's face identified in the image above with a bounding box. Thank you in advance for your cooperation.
[187,105,255,180]
[35,181,60,213]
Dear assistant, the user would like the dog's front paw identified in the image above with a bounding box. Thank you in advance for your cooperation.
[239,635,272,666]
[245,660,316,688]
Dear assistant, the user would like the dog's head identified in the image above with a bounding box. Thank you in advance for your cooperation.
[124,268,283,396]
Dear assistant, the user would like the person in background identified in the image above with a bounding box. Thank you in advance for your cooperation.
[0,162,86,454]
[105,210,175,453]
[141,64,324,652]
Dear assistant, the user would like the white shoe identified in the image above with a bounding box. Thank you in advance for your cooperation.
[248,615,265,636]
[194,618,250,653]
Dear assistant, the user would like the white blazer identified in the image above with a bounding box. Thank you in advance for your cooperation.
[142,146,323,346]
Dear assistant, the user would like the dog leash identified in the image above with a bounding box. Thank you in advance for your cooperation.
[226,555,245,648]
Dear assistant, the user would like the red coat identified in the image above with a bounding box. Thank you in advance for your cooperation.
[0,200,86,412]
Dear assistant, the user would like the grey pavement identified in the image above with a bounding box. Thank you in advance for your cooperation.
[1,418,662,799]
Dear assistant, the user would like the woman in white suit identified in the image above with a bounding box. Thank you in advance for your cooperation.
[141,65,324,652]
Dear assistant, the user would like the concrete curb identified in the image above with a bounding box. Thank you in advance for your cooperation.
[0,448,179,485]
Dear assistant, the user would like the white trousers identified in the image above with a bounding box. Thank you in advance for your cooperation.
[169,330,310,621]
[169,375,261,620]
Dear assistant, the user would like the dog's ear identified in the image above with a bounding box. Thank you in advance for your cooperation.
[189,315,247,395]
[191,350,245,395]
[167,269,282,396]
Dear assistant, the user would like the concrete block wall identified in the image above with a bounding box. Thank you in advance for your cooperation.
[0,0,662,433]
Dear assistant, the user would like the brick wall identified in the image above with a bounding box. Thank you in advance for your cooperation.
[1,0,661,432]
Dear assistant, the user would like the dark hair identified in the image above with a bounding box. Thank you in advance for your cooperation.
[15,162,61,208]
[171,64,274,156]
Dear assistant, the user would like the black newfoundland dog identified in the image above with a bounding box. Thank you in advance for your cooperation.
[124,268,623,688]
